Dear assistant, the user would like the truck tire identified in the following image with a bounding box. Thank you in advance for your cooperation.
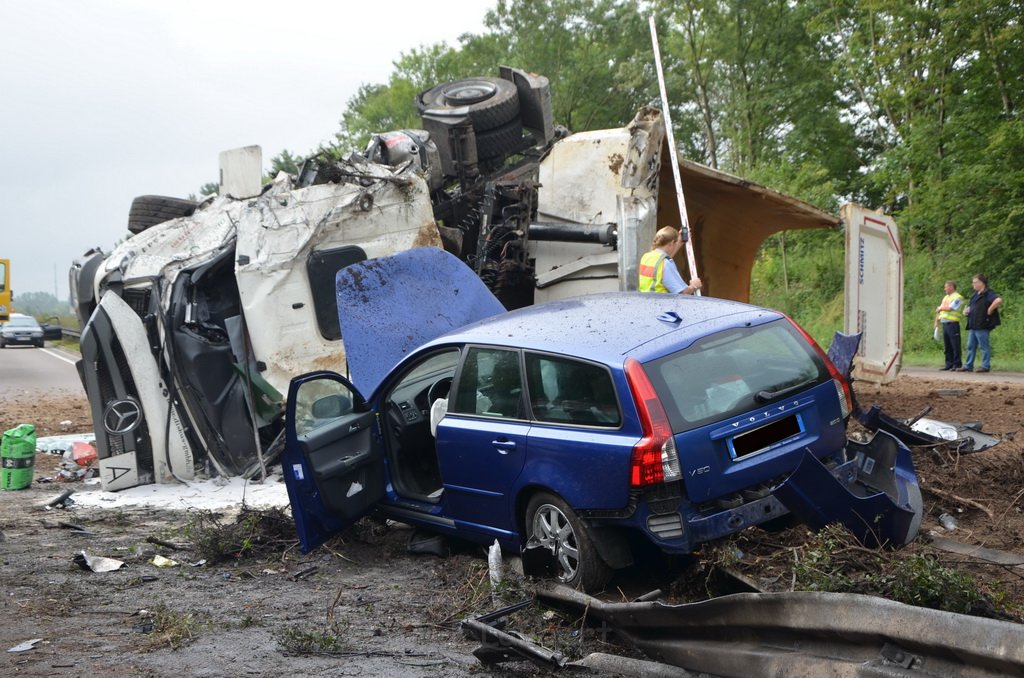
[417,77,520,131]
[475,119,528,160]
[526,491,612,592]
[127,195,198,234]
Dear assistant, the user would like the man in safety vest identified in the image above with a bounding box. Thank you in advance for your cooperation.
[935,280,964,371]
[638,226,702,294]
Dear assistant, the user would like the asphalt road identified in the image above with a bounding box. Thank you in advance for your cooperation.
[0,344,83,395]
[900,365,1024,384]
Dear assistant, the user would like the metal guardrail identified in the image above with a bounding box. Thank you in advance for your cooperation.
[59,326,81,340]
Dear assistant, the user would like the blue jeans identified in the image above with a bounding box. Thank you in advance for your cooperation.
[964,329,992,370]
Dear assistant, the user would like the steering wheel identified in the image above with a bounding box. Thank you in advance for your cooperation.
[427,376,453,405]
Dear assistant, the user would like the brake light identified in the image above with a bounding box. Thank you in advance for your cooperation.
[783,315,852,419]
[625,358,681,487]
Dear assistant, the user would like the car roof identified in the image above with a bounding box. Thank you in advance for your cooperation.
[424,292,783,364]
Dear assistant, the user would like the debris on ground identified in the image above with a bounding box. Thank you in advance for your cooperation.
[74,550,126,572]
[7,639,44,653]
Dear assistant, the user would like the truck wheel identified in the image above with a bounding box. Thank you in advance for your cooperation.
[417,77,520,131]
[526,492,611,592]
[475,119,528,160]
[127,195,198,234]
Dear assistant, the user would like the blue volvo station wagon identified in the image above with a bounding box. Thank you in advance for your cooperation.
[283,249,920,591]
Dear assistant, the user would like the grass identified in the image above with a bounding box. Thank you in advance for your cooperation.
[276,624,350,656]
[145,605,211,649]
[751,238,1022,373]
[714,525,1017,621]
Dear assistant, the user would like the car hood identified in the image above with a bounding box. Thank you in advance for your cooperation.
[336,247,505,396]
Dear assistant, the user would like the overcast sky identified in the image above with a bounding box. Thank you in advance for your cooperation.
[0,0,490,300]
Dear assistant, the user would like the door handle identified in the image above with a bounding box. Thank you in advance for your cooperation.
[492,439,517,454]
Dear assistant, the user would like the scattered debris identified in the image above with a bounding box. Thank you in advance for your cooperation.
[7,638,43,653]
[289,566,319,581]
[35,432,97,455]
[488,539,503,604]
[922,485,995,519]
[151,555,179,568]
[926,536,1024,567]
[463,600,564,671]
[406,529,449,557]
[74,551,125,572]
[182,505,296,563]
[145,536,189,550]
[43,489,75,508]
[939,512,959,530]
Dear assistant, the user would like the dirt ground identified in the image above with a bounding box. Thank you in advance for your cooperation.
[2,374,1023,676]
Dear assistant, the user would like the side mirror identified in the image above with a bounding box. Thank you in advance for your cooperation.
[311,394,353,420]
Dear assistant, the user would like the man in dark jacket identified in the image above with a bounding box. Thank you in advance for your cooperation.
[959,274,1003,373]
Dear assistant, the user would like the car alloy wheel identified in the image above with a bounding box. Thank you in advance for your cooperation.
[526,492,611,591]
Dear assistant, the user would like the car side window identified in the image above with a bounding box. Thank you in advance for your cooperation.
[525,353,621,427]
[306,246,367,341]
[293,378,357,437]
[450,347,525,419]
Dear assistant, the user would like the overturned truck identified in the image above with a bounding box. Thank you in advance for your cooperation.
[70,67,902,499]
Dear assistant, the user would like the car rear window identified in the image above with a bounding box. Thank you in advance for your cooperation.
[644,319,828,432]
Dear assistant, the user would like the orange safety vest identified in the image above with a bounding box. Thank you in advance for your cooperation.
[638,249,669,293]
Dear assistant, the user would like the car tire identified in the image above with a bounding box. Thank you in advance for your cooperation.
[35,340,44,348]
[416,77,520,131]
[127,195,198,234]
[526,491,612,592]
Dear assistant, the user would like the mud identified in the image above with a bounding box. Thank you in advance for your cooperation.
[1,374,1022,675]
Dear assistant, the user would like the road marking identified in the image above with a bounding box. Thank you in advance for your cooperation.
[40,347,78,366]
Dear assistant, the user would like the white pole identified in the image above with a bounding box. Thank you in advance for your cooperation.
[649,15,700,294]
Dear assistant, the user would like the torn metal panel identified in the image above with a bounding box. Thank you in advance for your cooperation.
[774,432,922,548]
[537,586,1024,678]
[235,168,441,395]
[533,108,663,302]
[857,405,1001,453]
[910,418,1001,453]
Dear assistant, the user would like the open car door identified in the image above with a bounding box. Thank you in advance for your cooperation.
[282,371,386,552]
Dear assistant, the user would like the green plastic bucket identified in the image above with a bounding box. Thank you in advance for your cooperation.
[2,424,36,490]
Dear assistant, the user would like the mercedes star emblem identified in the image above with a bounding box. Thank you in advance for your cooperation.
[103,398,142,435]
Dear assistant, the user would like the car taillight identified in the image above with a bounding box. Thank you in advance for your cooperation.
[625,358,682,487]
[783,315,852,419]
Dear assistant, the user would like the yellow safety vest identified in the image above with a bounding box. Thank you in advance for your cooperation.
[939,292,964,323]
[638,249,669,293]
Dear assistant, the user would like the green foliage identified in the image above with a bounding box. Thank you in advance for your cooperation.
[9,291,67,318]
[147,605,211,649]
[789,526,1007,618]
[182,506,297,563]
[276,624,350,656]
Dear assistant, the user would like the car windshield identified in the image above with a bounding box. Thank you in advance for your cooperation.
[644,319,827,432]
[6,317,39,328]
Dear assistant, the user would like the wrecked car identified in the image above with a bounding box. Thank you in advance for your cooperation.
[283,248,921,591]
[70,66,904,491]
